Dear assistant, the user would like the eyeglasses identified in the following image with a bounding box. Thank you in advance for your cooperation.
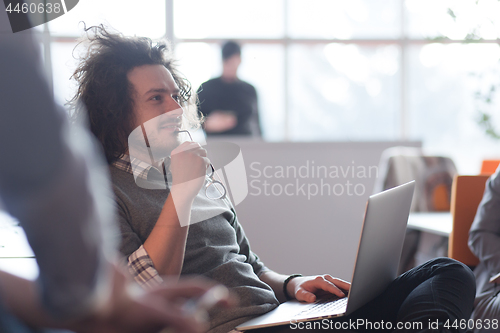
[176,130,227,200]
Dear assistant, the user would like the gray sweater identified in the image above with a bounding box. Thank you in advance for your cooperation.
[109,166,279,332]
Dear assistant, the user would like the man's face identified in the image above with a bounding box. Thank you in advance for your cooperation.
[127,64,183,160]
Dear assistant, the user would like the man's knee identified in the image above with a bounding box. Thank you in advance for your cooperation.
[426,257,473,274]
[419,258,476,291]
[430,258,476,299]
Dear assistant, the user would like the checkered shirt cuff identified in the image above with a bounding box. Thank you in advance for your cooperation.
[127,245,163,289]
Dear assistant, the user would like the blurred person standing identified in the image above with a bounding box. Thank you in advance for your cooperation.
[197,41,262,137]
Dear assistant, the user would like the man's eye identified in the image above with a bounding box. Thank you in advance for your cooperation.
[152,95,162,101]
[173,95,181,102]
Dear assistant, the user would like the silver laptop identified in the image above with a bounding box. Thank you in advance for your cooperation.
[236,181,415,331]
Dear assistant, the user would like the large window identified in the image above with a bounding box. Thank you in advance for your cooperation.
[43,0,500,173]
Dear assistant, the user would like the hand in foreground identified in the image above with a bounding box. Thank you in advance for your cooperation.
[287,275,351,303]
[73,265,235,333]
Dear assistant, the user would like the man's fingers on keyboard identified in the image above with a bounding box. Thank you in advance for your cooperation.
[296,289,317,303]
[323,276,349,297]
[324,275,350,291]
[323,281,346,297]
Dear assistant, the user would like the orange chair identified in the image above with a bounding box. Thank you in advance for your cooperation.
[480,160,500,175]
[448,175,489,267]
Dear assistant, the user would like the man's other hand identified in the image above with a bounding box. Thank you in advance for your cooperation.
[287,275,351,303]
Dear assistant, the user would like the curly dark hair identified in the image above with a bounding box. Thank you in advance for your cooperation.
[69,25,200,164]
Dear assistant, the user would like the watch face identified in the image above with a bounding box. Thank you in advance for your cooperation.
[4,0,80,33]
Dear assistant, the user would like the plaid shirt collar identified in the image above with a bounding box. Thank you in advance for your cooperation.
[113,154,165,181]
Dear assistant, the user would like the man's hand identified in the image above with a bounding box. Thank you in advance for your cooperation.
[170,141,210,201]
[0,264,234,333]
[287,275,351,303]
[73,265,235,333]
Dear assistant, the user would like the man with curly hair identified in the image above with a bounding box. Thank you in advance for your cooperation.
[71,26,477,333]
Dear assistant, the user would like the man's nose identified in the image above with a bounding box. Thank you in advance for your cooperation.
[164,99,183,117]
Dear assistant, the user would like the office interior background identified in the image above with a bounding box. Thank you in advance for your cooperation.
[34,0,500,174]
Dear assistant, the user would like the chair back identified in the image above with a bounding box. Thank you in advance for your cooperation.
[480,159,500,175]
[448,175,489,267]
[374,147,457,212]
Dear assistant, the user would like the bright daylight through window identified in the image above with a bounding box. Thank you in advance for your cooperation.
[40,0,500,173]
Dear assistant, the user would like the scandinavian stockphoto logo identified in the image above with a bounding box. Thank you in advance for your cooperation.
[128,112,249,227]
[4,0,79,33]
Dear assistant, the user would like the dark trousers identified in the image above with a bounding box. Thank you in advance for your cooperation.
[255,258,476,332]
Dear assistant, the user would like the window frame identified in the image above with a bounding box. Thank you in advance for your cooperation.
[41,0,500,142]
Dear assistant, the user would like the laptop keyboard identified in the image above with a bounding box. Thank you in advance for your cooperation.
[293,296,348,318]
